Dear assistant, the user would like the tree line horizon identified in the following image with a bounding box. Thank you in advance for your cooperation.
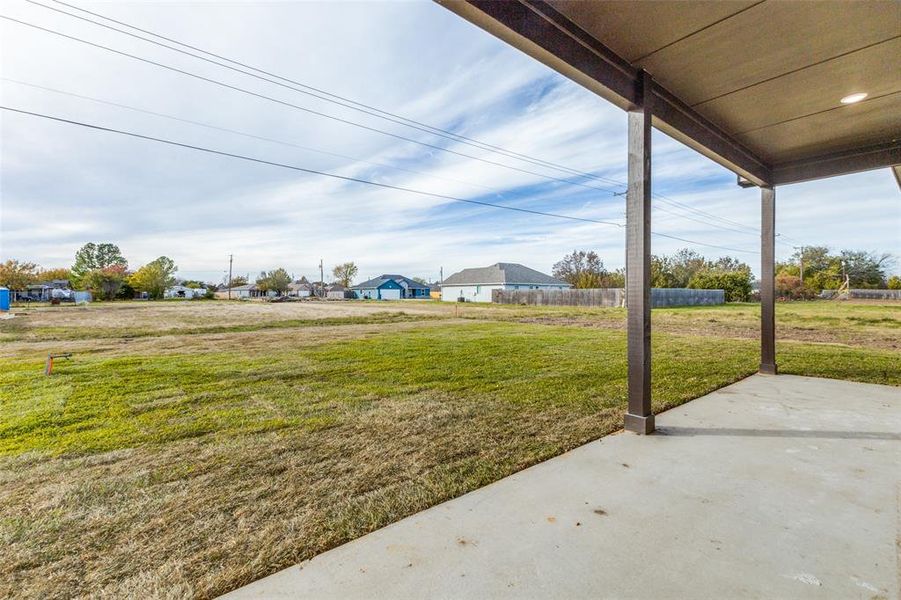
[551,247,898,301]
[0,242,897,302]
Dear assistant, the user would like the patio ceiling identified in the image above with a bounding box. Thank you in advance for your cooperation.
[437,0,901,187]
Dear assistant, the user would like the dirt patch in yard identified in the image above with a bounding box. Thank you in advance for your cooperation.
[2,300,445,340]
[515,315,900,351]
[0,318,466,361]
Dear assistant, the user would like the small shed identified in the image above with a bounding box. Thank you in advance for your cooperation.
[325,283,354,299]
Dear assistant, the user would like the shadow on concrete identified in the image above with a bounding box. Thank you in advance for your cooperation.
[657,427,901,441]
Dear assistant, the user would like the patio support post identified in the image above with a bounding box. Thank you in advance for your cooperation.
[760,185,777,375]
[624,70,654,434]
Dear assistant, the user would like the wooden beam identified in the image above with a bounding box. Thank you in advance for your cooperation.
[772,141,901,186]
[760,186,777,375]
[439,0,638,110]
[624,70,654,434]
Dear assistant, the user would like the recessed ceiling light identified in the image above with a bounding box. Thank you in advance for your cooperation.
[840,92,868,104]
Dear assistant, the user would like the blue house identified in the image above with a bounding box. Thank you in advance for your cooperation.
[352,275,430,300]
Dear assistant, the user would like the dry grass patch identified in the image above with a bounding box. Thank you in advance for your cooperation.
[2,395,621,599]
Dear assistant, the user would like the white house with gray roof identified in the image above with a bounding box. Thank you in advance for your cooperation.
[441,263,570,303]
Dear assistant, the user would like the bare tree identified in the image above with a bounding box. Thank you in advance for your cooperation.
[332,262,359,287]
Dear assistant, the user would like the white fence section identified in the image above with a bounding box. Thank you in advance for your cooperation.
[848,289,901,300]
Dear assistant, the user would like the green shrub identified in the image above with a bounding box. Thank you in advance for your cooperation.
[689,270,752,302]
[775,273,817,300]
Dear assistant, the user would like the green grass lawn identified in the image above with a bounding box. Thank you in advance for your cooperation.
[0,300,898,599]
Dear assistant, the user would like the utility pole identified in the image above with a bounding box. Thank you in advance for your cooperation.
[623,209,629,308]
[793,246,805,284]
[440,266,443,284]
[227,254,233,300]
[319,259,324,298]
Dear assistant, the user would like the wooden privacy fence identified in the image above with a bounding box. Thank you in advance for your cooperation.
[492,288,623,307]
[492,288,725,308]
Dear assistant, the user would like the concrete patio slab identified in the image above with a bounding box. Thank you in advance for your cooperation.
[223,375,901,599]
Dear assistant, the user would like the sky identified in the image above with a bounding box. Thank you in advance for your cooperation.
[1,0,899,285]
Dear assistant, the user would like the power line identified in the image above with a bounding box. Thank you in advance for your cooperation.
[2,105,759,255]
[655,195,758,233]
[653,202,760,236]
[7,8,793,248]
[2,77,553,200]
[565,154,792,243]
[0,105,623,227]
[776,232,806,246]
[30,0,618,188]
[615,183,764,239]
[0,14,621,196]
[654,194,798,249]
[27,1,799,252]
[650,231,756,254]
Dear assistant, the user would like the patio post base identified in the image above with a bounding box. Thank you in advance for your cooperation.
[624,413,655,434]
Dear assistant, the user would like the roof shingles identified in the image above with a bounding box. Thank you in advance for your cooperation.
[352,274,428,290]
[442,263,569,286]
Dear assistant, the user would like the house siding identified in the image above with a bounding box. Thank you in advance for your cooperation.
[355,279,403,300]
[441,283,568,303]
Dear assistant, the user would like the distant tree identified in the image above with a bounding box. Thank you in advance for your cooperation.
[412,276,428,285]
[781,246,829,274]
[117,280,136,300]
[690,257,752,301]
[775,273,816,300]
[887,275,901,290]
[257,268,291,295]
[0,259,38,290]
[776,246,891,291]
[129,256,177,300]
[553,250,617,288]
[227,275,248,287]
[269,268,291,294]
[255,271,269,292]
[36,267,71,283]
[839,250,891,288]
[650,255,677,288]
[806,264,843,291]
[84,265,128,300]
[181,280,206,289]
[650,249,751,290]
[606,269,626,288]
[710,256,752,275]
[71,243,127,287]
[332,262,359,288]
[667,249,710,288]
[775,261,800,278]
